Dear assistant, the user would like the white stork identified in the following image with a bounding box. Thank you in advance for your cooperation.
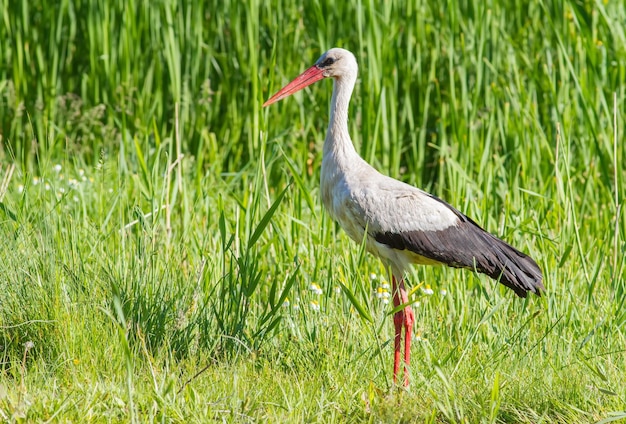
[263,48,543,387]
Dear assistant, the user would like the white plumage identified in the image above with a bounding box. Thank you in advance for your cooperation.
[264,47,543,386]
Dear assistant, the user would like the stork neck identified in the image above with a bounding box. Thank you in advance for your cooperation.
[324,75,357,158]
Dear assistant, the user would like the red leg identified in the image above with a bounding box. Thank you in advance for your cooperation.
[392,276,403,384]
[392,275,414,387]
[398,278,414,387]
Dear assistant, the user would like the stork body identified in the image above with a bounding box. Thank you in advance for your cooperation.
[264,48,543,386]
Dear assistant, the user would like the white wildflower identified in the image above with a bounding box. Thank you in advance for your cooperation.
[309,283,323,295]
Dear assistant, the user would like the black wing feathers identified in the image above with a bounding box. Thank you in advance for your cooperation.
[373,198,544,297]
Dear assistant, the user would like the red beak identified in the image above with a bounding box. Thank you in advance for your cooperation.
[263,65,326,107]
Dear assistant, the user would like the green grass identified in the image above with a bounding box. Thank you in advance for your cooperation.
[1,0,625,422]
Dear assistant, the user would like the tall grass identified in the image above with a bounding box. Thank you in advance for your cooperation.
[0,0,625,421]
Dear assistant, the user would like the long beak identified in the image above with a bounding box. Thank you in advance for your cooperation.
[263,65,326,107]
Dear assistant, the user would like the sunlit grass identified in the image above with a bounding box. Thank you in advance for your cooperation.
[1,0,625,422]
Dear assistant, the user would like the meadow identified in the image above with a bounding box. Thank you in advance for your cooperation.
[0,0,625,422]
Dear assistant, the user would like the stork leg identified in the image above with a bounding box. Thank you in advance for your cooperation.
[392,277,403,384]
[391,275,415,387]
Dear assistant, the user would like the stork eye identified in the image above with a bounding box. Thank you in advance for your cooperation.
[319,57,336,68]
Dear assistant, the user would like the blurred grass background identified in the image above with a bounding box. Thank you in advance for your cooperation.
[0,0,625,422]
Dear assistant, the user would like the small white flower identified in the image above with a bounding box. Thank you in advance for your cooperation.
[309,300,320,312]
[282,298,290,308]
[381,282,390,290]
[375,287,384,299]
[309,283,323,295]
[45,183,51,191]
[334,286,341,294]
[33,177,40,186]
[370,273,378,281]
[375,285,391,303]
[58,187,66,194]
[53,164,62,173]
[422,285,434,296]
[17,185,24,193]
[78,168,85,176]
[440,289,447,297]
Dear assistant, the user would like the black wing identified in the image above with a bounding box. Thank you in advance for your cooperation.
[373,195,544,298]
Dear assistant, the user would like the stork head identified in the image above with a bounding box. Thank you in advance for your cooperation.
[263,48,357,107]
[313,48,358,79]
